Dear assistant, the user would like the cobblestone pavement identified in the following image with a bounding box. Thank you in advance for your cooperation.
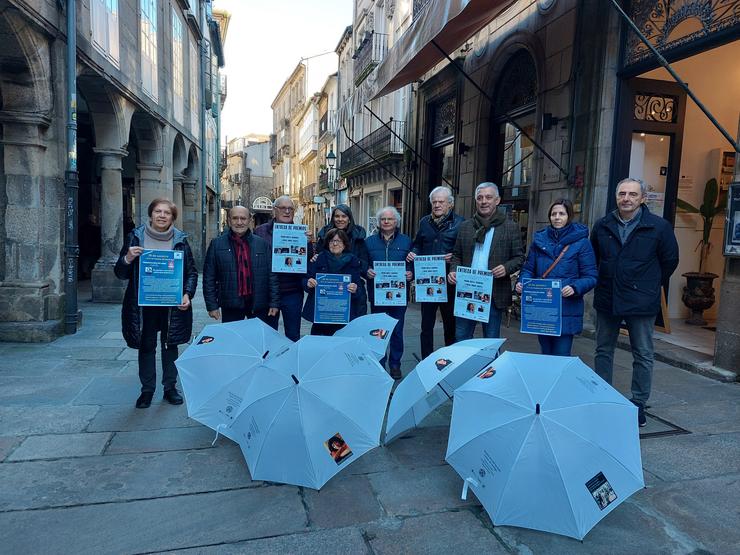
[0,287,738,554]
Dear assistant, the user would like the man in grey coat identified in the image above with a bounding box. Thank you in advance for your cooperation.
[449,182,524,340]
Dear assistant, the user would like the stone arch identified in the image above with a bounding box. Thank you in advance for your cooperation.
[171,132,188,226]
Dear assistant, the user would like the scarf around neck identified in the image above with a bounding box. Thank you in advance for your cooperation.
[231,232,253,297]
[472,209,505,243]
[326,252,353,273]
[143,224,174,250]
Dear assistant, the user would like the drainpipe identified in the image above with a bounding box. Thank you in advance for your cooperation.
[199,0,208,258]
[64,0,79,335]
[214,71,221,226]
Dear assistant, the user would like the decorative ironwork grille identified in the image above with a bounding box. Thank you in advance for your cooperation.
[626,0,740,66]
[432,95,457,144]
[339,120,406,175]
[634,93,679,122]
[494,50,538,117]
[413,0,432,21]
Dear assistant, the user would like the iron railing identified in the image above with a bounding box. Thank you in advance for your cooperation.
[319,110,337,142]
[318,171,334,193]
[339,120,405,176]
[354,32,388,87]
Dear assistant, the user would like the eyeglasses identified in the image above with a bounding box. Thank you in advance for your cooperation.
[328,239,344,246]
[276,206,294,212]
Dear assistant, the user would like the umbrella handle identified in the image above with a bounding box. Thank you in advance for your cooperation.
[461,477,480,500]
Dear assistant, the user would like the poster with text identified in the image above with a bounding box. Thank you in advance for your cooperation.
[453,266,492,323]
[373,261,406,306]
[314,273,351,324]
[414,255,447,303]
[272,224,308,273]
[520,278,562,336]
[137,249,184,306]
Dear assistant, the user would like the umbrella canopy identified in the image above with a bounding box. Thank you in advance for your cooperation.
[175,319,293,442]
[384,338,505,444]
[445,352,644,540]
[334,312,398,360]
[229,335,393,489]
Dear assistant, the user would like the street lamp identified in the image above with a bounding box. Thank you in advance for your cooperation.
[326,148,336,170]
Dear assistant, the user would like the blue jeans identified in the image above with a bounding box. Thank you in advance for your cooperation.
[370,303,407,369]
[594,311,655,404]
[538,334,574,356]
[455,308,503,342]
[260,291,303,342]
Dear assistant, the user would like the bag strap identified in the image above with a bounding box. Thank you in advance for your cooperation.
[541,245,570,279]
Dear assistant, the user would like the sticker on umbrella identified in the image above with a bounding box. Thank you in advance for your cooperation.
[435,358,452,371]
[478,366,496,379]
[197,335,215,345]
[324,433,353,465]
[369,328,388,340]
[586,472,618,510]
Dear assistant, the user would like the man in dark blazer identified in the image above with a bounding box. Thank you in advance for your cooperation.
[449,182,524,340]
[203,206,279,323]
[590,177,679,427]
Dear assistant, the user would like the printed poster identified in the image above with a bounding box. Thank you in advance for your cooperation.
[272,224,308,273]
[373,261,406,306]
[520,279,562,337]
[414,255,447,302]
[453,266,493,323]
[314,273,351,325]
[137,249,184,306]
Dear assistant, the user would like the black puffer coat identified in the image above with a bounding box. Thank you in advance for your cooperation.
[411,210,465,258]
[114,226,199,349]
[202,229,280,312]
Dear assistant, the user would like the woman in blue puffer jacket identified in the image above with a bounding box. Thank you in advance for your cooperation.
[516,198,598,356]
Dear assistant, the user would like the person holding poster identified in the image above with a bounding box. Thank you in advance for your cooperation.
[407,186,464,358]
[449,183,524,341]
[316,205,370,317]
[254,196,311,341]
[366,207,413,379]
[302,229,361,336]
[114,199,198,409]
[516,199,598,356]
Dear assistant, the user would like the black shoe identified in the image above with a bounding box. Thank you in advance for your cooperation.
[163,389,184,405]
[136,391,153,409]
[631,399,647,427]
[390,367,402,380]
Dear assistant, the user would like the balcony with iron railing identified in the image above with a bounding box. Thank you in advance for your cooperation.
[269,134,282,166]
[318,110,337,143]
[300,182,317,204]
[299,123,318,162]
[354,32,388,87]
[339,120,406,177]
[318,170,335,194]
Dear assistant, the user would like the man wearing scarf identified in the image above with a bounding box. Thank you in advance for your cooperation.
[449,182,524,340]
[407,186,464,358]
[203,206,279,323]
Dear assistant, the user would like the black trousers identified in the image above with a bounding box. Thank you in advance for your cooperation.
[138,307,179,393]
[221,297,269,324]
[419,283,456,359]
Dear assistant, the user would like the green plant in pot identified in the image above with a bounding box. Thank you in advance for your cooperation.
[676,177,726,325]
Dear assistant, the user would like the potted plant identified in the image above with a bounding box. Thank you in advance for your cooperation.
[676,177,726,325]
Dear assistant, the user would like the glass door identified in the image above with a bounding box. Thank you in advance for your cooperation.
[628,132,671,218]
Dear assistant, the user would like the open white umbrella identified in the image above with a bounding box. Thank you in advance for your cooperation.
[384,338,505,444]
[445,351,644,540]
[334,312,398,361]
[175,319,293,442]
[229,335,393,489]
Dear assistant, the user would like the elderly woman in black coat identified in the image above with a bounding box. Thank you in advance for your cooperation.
[114,198,198,409]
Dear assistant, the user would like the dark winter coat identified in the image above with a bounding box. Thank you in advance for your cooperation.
[451,208,525,310]
[590,205,679,316]
[365,231,413,305]
[518,223,598,335]
[254,219,311,296]
[411,210,465,259]
[202,230,280,312]
[301,251,363,323]
[316,204,369,315]
[114,226,198,349]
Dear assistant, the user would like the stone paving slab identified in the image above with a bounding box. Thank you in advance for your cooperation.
[7,432,112,461]
[0,345,127,361]
[86,404,200,432]
[0,436,21,461]
[0,376,93,406]
[1,360,129,378]
[0,405,99,436]
[72,375,152,405]
[365,510,509,554]
[303,473,383,529]
[0,487,307,555]
[641,432,740,481]
[0,358,64,376]
[385,425,450,469]
[106,426,225,454]
[0,445,255,511]
[655,398,740,434]
[169,526,369,555]
[343,444,401,477]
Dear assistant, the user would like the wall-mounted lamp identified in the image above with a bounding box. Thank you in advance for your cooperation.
[459,142,471,157]
[542,113,559,131]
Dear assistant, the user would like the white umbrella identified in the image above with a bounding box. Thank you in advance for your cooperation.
[384,338,505,444]
[175,319,293,442]
[334,312,398,361]
[445,351,644,540]
[229,335,393,489]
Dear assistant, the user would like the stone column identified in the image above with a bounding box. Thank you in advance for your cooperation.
[181,178,201,264]
[172,173,184,229]
[137,163,165,224]
[91,148,128,302]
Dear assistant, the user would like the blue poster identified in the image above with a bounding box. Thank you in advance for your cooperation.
[314,273,351,325]
[453,266,492,323]
[272,224,308,273]
[373,261,406,306]
[520,278,562,336]
[138,249,184,306]
[414,255,447,303]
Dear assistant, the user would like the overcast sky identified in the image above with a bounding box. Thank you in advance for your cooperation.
[215,0,353,142]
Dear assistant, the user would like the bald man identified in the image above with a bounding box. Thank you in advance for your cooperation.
[203,206,279,323]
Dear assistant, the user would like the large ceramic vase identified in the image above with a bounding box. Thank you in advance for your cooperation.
[681,272,718,326]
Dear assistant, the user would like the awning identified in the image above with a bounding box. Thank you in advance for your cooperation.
[370,0,516,100]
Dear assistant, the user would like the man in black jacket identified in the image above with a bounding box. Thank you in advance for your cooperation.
[591,178,679,426]
[407,186,464,358]
[203,206,279,323]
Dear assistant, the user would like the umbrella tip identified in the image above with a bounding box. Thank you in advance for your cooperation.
[263,350,270,359]
[536,403,541,415]
[292,374,299,385]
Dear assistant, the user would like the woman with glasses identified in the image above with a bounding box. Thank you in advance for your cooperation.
[365,206,412,380]
[302,228,361,336]
[316,204,369,317]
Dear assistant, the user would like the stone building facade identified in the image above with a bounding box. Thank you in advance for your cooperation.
[0,0,225,341]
